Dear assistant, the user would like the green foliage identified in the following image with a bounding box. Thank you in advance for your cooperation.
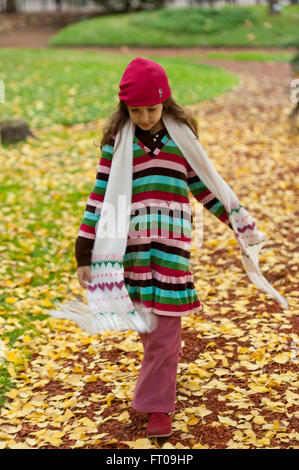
[0,363,14,407]
[290,52,299,65]
[48,5,299,48]
[204,51,295,62]
[130,6,258,35]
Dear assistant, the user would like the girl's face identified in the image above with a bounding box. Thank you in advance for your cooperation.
[127,103,163,132]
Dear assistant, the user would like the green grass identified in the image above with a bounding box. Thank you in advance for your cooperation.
[48,5,299,48]
[0,49,238,128]
[204,51,295,61]
[0,363,14,407]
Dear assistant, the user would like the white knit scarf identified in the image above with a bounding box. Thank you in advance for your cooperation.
[50,113,289,333]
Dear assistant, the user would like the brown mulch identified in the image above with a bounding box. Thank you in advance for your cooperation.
[0,26,61,48]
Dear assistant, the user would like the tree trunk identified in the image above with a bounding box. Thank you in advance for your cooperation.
[0,119,37,144]
[5,0,17,13]
[269,0,281,14]
[56,0,62,11]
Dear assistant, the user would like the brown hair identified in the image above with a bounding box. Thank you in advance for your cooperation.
[95,97,199,152]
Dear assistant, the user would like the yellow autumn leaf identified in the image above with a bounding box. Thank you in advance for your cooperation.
[272,420,286,432]
[47,436,64,446]
[73,365,84,374]
[115,411,130,422]
[22,335,31,343]
[162,442,176,449]
[192,443,208,449]
[248,383,269,393]
[5,297,18,304]
[86,373,98,382]
[81,337,92,345]
[50,430,66,439]
[5,389,19,399]
[10,442,32,449]
[78,417,97,430]
[25,438,37,447]
[218,415,237,427]
[107,438,118,444]
[5,350,19,364]
[88,346,96,355]
[222,357,229,367]
[285,390,299,404]
[253,415,266,425]
[106,394,115,407]
[31,429,47,438]
[32,305,42,314]
[197,405,212,418]
[251,349,265,361]
[53,414,67,423]
[220,307,232,314]
[239,347,250,353]
[123,438,155,449]
[193,367,211,378]
[43,298,53,307]
[96,433,109,439]
[273,352,290,364]
[188,415,199,425]
[65,375,85,386]
[256,437,270,446]
[68,430,89,441]
[0,425,22,434]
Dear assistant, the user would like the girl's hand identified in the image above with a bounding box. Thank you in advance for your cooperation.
[77,265,92,289]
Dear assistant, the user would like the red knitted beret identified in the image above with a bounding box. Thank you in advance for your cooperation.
[118,57,171,106]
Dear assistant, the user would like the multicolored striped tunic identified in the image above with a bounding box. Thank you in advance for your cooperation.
[75,123,233,317]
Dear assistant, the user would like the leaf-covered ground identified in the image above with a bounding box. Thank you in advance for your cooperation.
[0,56,298,449]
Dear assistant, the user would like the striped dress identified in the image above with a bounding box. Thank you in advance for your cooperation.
[75,123,233,317]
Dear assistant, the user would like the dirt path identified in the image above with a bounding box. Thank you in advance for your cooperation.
[0,26,61,48]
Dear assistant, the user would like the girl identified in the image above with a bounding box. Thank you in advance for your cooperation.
[53,57,287,439]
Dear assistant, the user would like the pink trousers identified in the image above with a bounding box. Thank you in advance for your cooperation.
[131,314,182,414]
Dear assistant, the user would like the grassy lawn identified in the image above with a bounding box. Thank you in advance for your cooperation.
[48,5,299,48]
[204,51,296,61]
[0,49,238,128]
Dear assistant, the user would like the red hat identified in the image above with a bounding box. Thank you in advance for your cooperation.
[118,57,171,106]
